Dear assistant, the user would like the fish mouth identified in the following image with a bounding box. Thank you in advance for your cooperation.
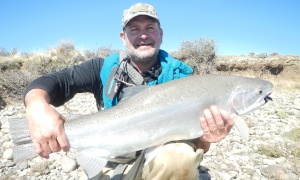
[264,92,273,103]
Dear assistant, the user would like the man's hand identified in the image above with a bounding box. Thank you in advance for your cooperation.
[195,105,234,152]
[25,89,70,158]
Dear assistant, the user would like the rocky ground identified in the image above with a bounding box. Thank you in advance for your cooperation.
[0,89,299,180]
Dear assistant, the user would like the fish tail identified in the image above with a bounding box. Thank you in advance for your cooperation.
[9,118,38,162]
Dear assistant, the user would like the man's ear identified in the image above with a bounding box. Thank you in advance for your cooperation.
[160,28,163,43]
[120,32,126,45]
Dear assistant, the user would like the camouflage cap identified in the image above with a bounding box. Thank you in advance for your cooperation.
[122,3,159,29]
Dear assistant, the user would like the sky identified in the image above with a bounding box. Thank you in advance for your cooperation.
[1,0,299,56]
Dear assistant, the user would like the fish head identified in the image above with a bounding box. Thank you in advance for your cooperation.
[230,78,274,115]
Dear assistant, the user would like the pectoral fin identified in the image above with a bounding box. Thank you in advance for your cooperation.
[232,115,249,141]
[75,151,107,179]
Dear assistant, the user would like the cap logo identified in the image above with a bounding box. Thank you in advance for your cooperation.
[131,6,148,13]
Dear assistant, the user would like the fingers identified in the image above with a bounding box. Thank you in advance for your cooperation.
[204,105,226,133]
[219,109,234,132]
[200,105,233,143]
[30,117,69,158]
[33,142,49,159]
[57,132,70,152]
[33,134,69,159]
[200,116,212,142]
[48,138,61,152]
[32,134,60,158]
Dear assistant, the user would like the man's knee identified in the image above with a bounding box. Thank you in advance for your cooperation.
[143,142,204,180]
[155,142,203,166]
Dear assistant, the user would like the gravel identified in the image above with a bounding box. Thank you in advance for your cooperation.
[0,91,299,180]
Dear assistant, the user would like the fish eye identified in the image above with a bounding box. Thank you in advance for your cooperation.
[258,90,263,94]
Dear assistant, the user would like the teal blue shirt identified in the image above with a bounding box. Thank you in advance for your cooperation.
[100,49,193,109]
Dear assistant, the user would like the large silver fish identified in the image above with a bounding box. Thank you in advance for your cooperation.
[9,74,273,178]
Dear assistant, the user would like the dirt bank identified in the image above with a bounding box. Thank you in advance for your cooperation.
[216,55,300,91]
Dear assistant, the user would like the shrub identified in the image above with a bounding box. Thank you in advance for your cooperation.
[94,46,117,58]
[0,48,10,57]
[171,37,217,74]
[0,69,35,102]
[22,40,86,75]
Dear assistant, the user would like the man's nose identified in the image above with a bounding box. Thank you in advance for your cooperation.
[139,30,149,39]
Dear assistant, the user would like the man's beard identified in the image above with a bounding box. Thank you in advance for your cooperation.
[125,45,160,64]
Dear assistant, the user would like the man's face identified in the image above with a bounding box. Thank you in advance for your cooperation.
[120,15,163,64]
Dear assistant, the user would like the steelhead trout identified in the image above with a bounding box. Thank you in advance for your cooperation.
[9,74,273,178]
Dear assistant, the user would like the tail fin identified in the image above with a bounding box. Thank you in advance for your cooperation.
[9,118,38,162]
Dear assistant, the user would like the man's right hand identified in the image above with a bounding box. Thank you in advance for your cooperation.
[25,89,70,158]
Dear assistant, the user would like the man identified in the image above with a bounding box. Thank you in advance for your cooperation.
[24,3,234,180]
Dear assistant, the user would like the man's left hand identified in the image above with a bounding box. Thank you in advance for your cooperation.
[195,105,234,152]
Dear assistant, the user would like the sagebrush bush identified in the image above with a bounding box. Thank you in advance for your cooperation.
[171,37,217,74]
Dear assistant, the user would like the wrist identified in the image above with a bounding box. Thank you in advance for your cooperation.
[195,137,211,153]
[24,89,50,108]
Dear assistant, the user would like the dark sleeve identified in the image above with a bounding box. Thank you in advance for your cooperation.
[23,58,104,107]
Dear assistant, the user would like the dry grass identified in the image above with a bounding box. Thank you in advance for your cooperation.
[0,41,117,105]
[285,128,300,142]
[256,145,285,157]
[0,39,299,107]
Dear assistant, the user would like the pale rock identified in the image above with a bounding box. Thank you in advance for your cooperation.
[79,171,89,180]
[275,157,286,164]
[293,98,300,110]
[7,106,14,112]
[260,165,288,179]
[2,134,11,142]
[19,169,30,176]
[48,164,56,170]
[2,110,14,116]
[286,173,299,180]
[2,148,13,160]
[70,170,78,178]
[63,174,70,179]
[1,121,9,130]
[5,160,16,167]
[15,161,28,170]
[239,155,250,162]
[263,159,277,166]
[2,141,13,148]
[61,156,78,173]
